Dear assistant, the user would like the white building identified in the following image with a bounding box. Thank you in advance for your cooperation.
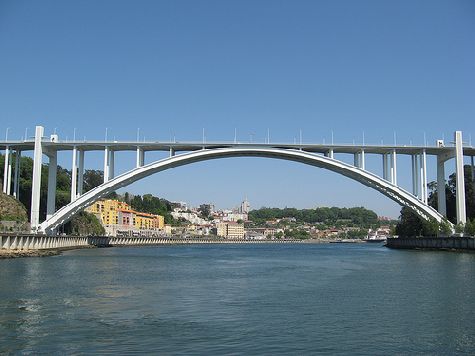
[171,210,208,225]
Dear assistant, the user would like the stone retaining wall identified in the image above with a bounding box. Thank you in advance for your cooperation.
[386,237,475,250]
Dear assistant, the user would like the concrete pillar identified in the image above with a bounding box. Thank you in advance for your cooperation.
[170,148,175,157]
[353,153,359,168]
[103,147,109,183]
[455,131,466,224]
[77,149,84,196]
[421,149,427,204]
[390,149,397,185]
[2,146,9,194]
[136,147,144,167]
[109,150,115,179]
[328,148,334,159]
[46,152,57,219]
[471,156,474,182]
[13,150,21,198]
[71,146,77,202]
[6,150,12,195]
[471,156,475,210]
[30,126,44,232]
[411,155,417,196]
[383,154,388,181]
[437,156,447,217]
[360,150,365,170]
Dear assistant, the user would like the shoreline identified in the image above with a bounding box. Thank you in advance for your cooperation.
[0,238,374,259]
[0,245,95,259]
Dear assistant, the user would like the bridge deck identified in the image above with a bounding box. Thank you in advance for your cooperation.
[1,140,474,156]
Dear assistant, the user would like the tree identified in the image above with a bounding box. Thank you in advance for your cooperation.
[65,211,105,236]
[395,207,425,237]
[427,165,475,223]
[439,219,452,236]
[465,219,475,236]
[199,204,211,218]
[83,170,103,192]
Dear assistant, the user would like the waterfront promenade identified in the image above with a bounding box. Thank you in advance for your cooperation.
[0,233,308,252]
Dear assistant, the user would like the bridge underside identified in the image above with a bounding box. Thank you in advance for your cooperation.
[38,147,447,235]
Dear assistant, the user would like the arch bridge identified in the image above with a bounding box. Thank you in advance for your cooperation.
[1,126,473,235]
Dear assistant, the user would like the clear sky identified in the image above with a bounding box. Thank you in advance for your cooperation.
[1,0,474,217]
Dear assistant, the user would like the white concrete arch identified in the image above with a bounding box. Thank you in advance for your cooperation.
[39,147,446,235]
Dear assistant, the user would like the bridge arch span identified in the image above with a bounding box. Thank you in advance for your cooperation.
[39,147,445,235]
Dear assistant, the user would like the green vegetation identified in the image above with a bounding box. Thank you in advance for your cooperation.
[465,219,475,236]
[283,228,309,239]
[249,206,378,227]
[427,164,475,224]
[198,204,211,219]
[65,211,105,236]
[0,191,28,222]
[344,228,369,239]
[396,164,475,237]
[123,193,174,224]
[0,153,108,221]
[0,153,174,232]
[395,207,447,237]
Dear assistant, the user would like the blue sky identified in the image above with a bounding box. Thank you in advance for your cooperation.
[1,0,474,217]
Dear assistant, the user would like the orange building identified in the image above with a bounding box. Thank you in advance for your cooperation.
[86,199,164,230]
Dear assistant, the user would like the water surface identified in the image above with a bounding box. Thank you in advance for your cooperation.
[1,243,474,354]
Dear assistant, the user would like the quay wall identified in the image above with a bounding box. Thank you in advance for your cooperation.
[0,233,303,250]
[386,237,475,250]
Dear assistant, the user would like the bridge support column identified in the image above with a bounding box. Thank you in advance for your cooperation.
[353,151,365,169]
[71,146,78,202]
[420,150,428,204]
[13,150,21,198]
[46,151,57,219]
[77,149,84,196]
[6,149,12,195]
[390,150,397,185]
[170,148,175,157]
[411,154,418,196]
[471,156,475,209]
[103,147,110,183]
[472,156,474,183]
[136,147,144,167]
[109,150,115,179]
[327,149,334,159]
[30,126,44,232]
[353,153,359,168]
[455,131,466,224]
[437,156,447,217]
[382,154,389,181]
[3,146,10,194]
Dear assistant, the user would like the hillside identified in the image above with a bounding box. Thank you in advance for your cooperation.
[0,191,28,222]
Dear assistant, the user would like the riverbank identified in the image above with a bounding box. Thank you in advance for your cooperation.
[0,248,62,259]
[0,235,375,259]
[0,245,96,259]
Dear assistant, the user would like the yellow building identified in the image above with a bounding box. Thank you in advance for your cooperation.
[217,222,245,239]
[86,199,164,230]
[134,211,164,230]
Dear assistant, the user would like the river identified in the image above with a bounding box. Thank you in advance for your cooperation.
[0,243,474,354]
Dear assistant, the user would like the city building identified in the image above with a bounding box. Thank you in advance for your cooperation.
[239,198,250,214]
[217,222,245,239]
[171,210,208,225]
[86,199,164,236]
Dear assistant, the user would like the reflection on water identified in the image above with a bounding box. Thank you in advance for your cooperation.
[0,244,474,354]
